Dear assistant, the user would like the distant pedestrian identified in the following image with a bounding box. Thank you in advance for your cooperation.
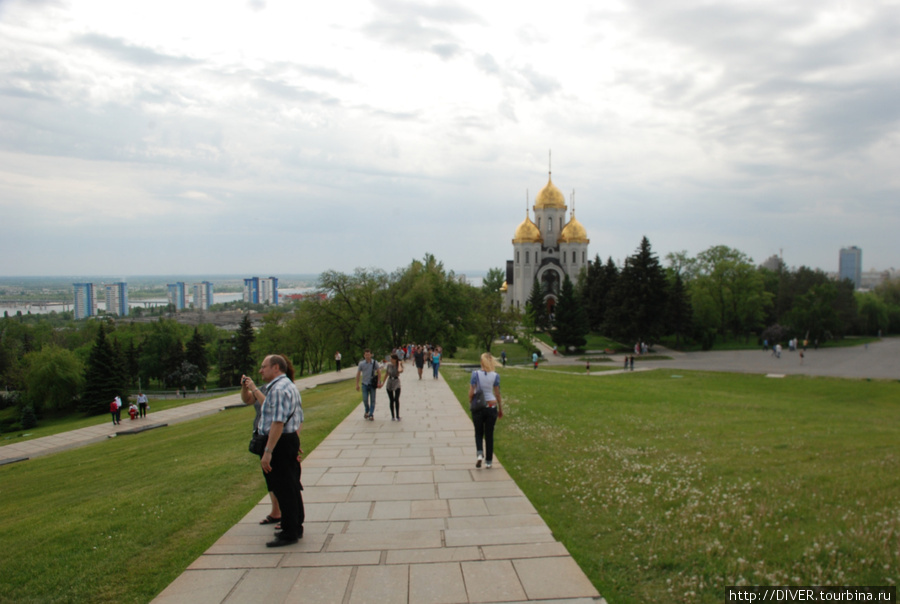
[432,346,442,380]
[629,355,634,371]
[114,395,122,423]
[137,392,148,418]
[586,360,591,373]
[383,353,404,420]
[532,351,539,369]
[624,356,628,370]
[500,350,507,367]
[356,349,381,420]
[110,400,119,426]
[799,350,805,364]
[335,351,342,373]
[414,346,425,380]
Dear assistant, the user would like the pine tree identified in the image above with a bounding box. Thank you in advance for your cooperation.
[552,274,588,351]
[606,237,669,344]
[234,314,256,379]
[185,328,209,385]
[81,323,126,415]
[526,278,548,332]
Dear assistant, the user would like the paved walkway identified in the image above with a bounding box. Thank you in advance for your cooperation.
[152,368,604,604]
[530,336,899,380]
[0,372,353,465]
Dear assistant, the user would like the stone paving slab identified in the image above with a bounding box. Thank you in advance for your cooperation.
[152,367,605,603]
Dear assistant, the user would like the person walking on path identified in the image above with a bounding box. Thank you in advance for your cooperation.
[414,346,425,380]
[432,346,442,380]
[383,353,404,420]
[109,399,119,425]
[242,354,304,547]
[334,351,342,373]
[470,352,502,469]
[356,349,381,420]
[532,351,539,369]
[114,395,123,424]
[137,392,148,418]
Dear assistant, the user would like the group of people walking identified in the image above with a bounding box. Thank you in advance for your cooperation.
[242,346,503,549]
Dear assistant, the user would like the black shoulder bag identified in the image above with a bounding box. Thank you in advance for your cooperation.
[470,371,487,411]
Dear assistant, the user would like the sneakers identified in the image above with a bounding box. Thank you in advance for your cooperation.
[476,453,483,468]
[485,461,492,469]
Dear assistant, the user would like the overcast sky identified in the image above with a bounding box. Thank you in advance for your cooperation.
[1,0,898,278]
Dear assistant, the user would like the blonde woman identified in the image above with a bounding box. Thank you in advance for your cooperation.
[468,352,503,468]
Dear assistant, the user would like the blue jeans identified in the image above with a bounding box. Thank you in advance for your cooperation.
[362,384,376,416]
[432,363,440,379]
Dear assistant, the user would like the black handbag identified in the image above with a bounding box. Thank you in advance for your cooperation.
[369,361,379,388]
[470,371,487,411]
[249,430,266,456]
[249,409,294,456]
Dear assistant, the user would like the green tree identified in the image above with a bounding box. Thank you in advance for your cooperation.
[139,319,185,388]
[552,274,589,351]
[469,288,520,353]
[606,237,669,344]
[23,346,85,412]
[525,278,548,332]
[690,245,772,340]
[666,272,693,349]
[234,314,256,380]
[482,267,506,293]
[857,292,889,336]
[81,323,126,415]
[185,328,209,386]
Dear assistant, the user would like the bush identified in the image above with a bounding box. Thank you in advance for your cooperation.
[20,405,37,430]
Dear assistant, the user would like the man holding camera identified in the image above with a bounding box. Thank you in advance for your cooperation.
[242,354,304,547]
[356,349,381,421]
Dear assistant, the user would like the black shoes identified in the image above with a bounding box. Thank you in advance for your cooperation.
[266,536,298,548]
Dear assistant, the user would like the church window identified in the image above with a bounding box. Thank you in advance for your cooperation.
[537,218,541,229]
[582,251,585,263]
[526,251,530,264]
[548,219,552,232]
[516,251,519,264]
[560,218,563,231]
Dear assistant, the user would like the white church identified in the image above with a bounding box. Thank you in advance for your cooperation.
[503,171,590,314]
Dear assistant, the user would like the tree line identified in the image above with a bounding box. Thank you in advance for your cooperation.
[0,255,518,425]
[547,236,899,351]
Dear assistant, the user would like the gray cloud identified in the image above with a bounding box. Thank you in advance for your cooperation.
[76,33,201,67]
[363,0,483,58]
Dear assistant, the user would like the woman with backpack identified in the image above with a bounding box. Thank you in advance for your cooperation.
[469,352,503,469]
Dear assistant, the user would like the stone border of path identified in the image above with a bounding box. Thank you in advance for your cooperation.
[152,369,605,604]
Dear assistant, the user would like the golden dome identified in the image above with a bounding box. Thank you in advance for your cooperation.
[513,214,542,243]
[500,281,508,293]
[534,175,566,210]
[559,216,590,244]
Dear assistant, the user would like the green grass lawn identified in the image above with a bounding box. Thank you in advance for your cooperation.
[0,380,361,604]
[444,366,900,604]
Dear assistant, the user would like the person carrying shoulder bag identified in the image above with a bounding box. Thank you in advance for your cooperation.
[469,352,502,469]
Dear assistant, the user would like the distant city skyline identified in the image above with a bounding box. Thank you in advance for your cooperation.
[1,1,898,276]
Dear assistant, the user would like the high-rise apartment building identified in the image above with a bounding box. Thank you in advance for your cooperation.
[839,246,862,289]
[192,281,214,310]
[73,283,97,320]
[105,282,129,317]
[243,277,279,305]
[167,282,186,310]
